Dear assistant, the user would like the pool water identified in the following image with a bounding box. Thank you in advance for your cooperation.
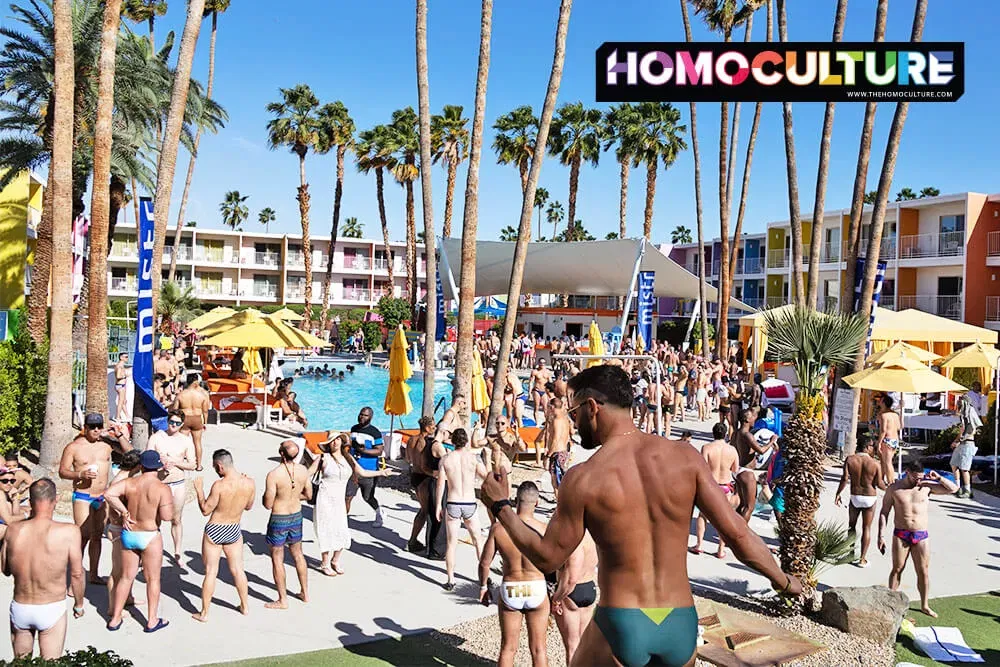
[287,362,454,432]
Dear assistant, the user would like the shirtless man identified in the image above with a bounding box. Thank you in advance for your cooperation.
[835,435,884,567]
[58,413,112,585]
[192,449,256,622]
[731,411,775,522]
[105,450,141,616]
[263,440,312,609]
[691,422,739,559]
[529,360,552,426]
[436,428,486,591]
[552,531,599,665]
[176,375,210,471]
[545,396,572,500]
[436,396,466,445]
[406,416,437,553]
[114,353,129,421]
[482,365,800,667]
[695,365,710,422]
[1,479,84,660]
[155,350,176,404]
[104,450,174,633]
[506,369,526,428]
[3,452,33,500]
[0,467,26,542]
[478,482,550,667]
[877,460,957,618]
[876,394,902,486]
[488,416,525,479]
[149,410,197,562]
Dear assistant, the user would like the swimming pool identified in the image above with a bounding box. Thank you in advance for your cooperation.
[287,362,454,431]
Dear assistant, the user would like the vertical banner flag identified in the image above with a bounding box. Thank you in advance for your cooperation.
[435,267,446,341]
[133,198,168,429]
[852,258,887,358]
[637,271,655,350]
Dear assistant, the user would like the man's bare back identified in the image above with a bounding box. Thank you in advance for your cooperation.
[177,388,208,423]
[441,448,486,502]
[3,518,82,606]
[879,409,901,442]
[493,516,548,583]
[205,474,255,525]
[702,439,739,487]
[116,475,173,531]
[546,412,571,457]
[846,453,882,496]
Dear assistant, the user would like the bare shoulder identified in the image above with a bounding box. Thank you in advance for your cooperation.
[57,521,81,540]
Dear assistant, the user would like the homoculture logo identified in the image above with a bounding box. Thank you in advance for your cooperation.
[596,42,964,103]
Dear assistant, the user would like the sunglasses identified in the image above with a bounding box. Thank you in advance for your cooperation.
[86,424,103,430]
[168,420,184,427]
[567,398,604,420]
[0,479,14,485]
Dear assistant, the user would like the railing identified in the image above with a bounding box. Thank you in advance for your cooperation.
[373,258,390,271]
[252,285,278,298]
[110,244,137,259]
[768,248,790,269]
[344,289,372,302]
[988,231,1000,258]
[898,231,964,259]
[820,241,841,264]
[196,285,224,297]
[765,296,787,309]
[109,277,137,292]
[230,254,243,264]
[896,294,962,320]
[195,250,225,263]
[285,287,304,299]
[255,251,280,266]
[683,260,699,276]
[987,296,1000,324]
[710,260,721,276]
[164,246,192,261]
[879,294,896,311]
[737,297,764,311]
[860,237,897,261]
[741,256,764,275]
[344,256,371,270]
[288,252,304,266]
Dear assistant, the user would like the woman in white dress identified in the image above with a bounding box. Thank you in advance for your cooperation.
[308,432,395,576]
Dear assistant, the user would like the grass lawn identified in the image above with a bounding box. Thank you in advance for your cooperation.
[204,630,492,667]
[895,592,1000,666]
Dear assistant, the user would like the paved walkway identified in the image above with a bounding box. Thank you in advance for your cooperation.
[1,417,997,665]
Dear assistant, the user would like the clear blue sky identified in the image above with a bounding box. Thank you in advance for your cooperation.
[140,0,997,244]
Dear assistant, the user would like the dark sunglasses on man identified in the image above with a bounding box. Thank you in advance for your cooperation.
[168,419,184,427]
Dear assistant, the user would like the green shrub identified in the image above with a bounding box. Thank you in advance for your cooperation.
[6,646,132,666]
[691,320,715,346]
[950,367,978,390]
[924,402,994,457]
[0,318,48,456]
[926,424,959,456]
[811,519,856,579]
[377,296,411,331]
[360,321,383,351]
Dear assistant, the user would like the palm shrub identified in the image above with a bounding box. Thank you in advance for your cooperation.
[0,316,48,455]
[158,281,201,332]
[762,306,867,600]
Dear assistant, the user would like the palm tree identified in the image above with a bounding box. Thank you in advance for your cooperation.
[342,216,363,238]
[605,232,619,240]
[258,207,276,233]
[863,190,877,205]
[356,125,396,284]
[533,186,549,239]
[549,102,603,237]
[416,0,438,415]
[557,219,594,242]
[84,0,125,416]
[158,280,200,330]
[680,0,711,356]
[220,190,249,230]
[168,0,230,282]
[38,0,75,472]
[492,105,538,195]
[775,0,804,309]
[121,0,167,49]
[388,107,420,318]
[453,0,493,424]
[546,200,564,239]
[431,104,469,238]
[895,187,917,201]
[498,225,518,242]
[603,102,642,241]
[150,0,207,320]
[805,0,848,309]
[266,84,323,329]
[316,100,355,330]
[672,225,693,244]
[918,186,939,198]
[632,102,687,240]
[762,306,866,598]
[487,0,572,435]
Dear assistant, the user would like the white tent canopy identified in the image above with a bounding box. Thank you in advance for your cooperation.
[438,237,748,308]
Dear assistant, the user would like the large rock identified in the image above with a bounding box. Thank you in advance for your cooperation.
[818,586,909,646]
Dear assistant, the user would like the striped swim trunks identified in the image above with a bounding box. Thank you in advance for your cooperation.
[266,512,303,547]
[204,523,242,546]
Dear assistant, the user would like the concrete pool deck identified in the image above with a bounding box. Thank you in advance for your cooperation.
[0,417,997,665]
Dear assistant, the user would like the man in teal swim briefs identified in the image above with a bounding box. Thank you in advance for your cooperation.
[482,365,801,667]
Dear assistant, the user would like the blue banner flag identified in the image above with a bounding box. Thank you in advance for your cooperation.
[852,258,887,358]
[133,198,168,431]
[637,271,655,349]
[435,267,446,341]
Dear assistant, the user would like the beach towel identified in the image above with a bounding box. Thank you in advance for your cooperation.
[911,626,983,663]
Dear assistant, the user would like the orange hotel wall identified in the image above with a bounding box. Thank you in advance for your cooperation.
[964,194,1000,326]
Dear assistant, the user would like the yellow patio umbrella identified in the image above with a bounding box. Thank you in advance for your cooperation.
[587,321,606,368]
[244,348,264,376]
[271,307,304,322]
[471,348,490,413]
[187,306,235,330]
[844,355,967,478]
[196,309,264,340]
[938,341,1000,485]
[867,341,941,366]
[384,326,413,435]
[199,312,330,349]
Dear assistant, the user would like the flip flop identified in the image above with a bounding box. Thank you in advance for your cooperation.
[144,618,169,633]
[688,547,702,556]
[107,620,123,631]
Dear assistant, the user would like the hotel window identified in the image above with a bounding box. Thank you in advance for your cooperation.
[939,215,965,255]
[199,239,224,262]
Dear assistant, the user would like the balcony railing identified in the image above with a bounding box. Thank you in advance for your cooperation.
[109,277,137,292]
[252,285,278,298]
[710,260,721,276]
[988,231,1000,258]
[285,286,304,299]
[195,250,225,263]
[162,246,192,262]
[255,251,280,266]
[565,296,619,310]
[344,256,370,270]
[820,241,841,264]
[195,285,224,297]
[740,256,764,275]
[896,294,962,320]
[110,244,138,259]
[287,253,328,268]
[765,296,788,309]
[879,294,896,311]
[344,288,371,302]
[859,237,897,261]
[987,296,1000,324]
[736,297,764,311]
[899,231,964,260]
[768,249,790,269]
[373,258,391,271]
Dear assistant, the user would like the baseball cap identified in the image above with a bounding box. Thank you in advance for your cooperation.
[84,413,104,428]
[139,450,163,471]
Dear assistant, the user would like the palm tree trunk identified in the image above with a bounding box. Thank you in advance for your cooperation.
[298,154,314,329]
[806,0,848,309]
[320,144,347,331]
[777,0,805,308]
[85,0,123,416]
[416,0,437,415]
[716,33,732,359]
[26,171,54,343]
[39,0,76,472]
[518,161,529,196]
[148,16,155,50]
[375,168,395,285]
[643,161,656,240]
[567,155,581,233]
[453,0,493,423]
[150,0,206,322]
[405,176,418,320]
[108,176,126,250]
[443,159,457,238]
[170,10,219,282]
[618,158,629,240]
[488,0,571,435]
